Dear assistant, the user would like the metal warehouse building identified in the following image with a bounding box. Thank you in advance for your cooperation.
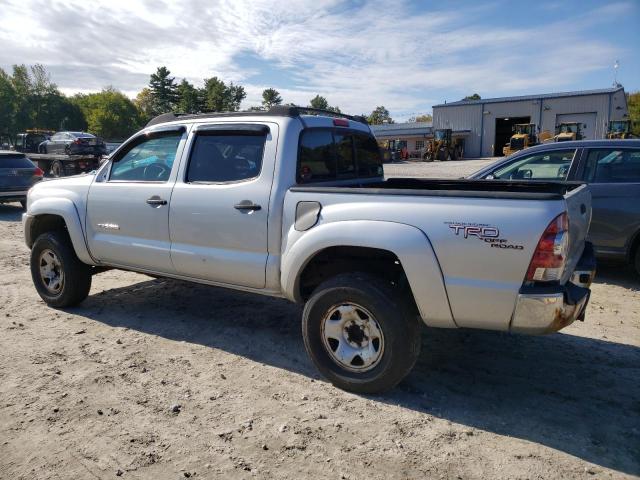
[432,87,629,157]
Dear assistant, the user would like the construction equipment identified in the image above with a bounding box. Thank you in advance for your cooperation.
[553,122,584,142]
[607,120,635,139]
[502,123,538,156]
[423,129,464,161]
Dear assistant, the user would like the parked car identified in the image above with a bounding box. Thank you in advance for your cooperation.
[468,139,640,275]
[0,150,44,208]
[38,131,107,156]
[23,106,595,393]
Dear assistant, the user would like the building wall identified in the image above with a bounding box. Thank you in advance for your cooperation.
[432,104,483,157]
[433,89,629,157]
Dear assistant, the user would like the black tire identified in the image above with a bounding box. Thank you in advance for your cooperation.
[50,160,63,177]
[30,231,92,308]
[64,145,71,155]
[302,272,421,394]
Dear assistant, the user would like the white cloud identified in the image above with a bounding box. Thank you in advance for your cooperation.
[0,0,632,120]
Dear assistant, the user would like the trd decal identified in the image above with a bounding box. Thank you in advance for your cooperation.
[445,222,523,250]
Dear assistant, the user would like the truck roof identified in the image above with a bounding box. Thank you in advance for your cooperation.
[145,105,371,132]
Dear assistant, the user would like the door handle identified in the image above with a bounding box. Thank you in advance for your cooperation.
[234,200,261,211]
[146,196,167,206]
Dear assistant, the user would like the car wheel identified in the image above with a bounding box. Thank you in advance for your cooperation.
[50,160,63,177]
[30,230,92,308]
[302,272,421,394]
[64,145,71,155]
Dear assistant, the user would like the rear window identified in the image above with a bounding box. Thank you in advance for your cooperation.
[0,154,35,168]
[297,129,383,183]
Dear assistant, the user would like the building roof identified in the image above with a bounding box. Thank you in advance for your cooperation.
[370,121,432,138]
[433,87,625,108]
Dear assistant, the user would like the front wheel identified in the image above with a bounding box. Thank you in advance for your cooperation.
[30,231,92,307]
[302,273,421,394]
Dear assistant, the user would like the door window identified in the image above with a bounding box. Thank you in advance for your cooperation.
[110,131,182,182]
[490,149,576,180]
[186,133,266,183]
[334,133,356,178]
[583,149,640,183]
[355,133,384,177]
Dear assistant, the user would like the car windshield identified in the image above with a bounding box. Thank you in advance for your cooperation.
[435,131,446,140]
[0,154,35,168]
[490,149,575,180]
[70,132,94,138]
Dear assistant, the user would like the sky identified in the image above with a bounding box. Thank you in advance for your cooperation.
[1,0,638,121]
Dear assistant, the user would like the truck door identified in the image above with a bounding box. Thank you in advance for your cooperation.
[85,126,188,273]
[168,123,277,289]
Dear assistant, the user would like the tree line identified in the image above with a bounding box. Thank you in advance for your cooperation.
[0,65,408,142]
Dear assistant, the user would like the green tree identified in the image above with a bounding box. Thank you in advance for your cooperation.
[148,66,178,114]
[368,106,393,125]
[463,93,481,101]
[309,95,341,113]
[309,95,329,110]
[627,91,640,137]
[262,88,282,108]
[134,88,156,123]
[0,68,16,136]
[11,64,33,133]
[73,87,140,139]
[176,79,203,114]
[407,113,432,123]
[202,77,246,112]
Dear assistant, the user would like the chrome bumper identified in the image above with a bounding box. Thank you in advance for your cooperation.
[511,242,595,335]
[510,284,590,334]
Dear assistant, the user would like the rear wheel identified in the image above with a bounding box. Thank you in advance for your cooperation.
[302,273,421,394]
[30,231,92,307]
[50,160,63,177]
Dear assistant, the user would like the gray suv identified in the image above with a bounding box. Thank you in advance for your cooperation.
[469,140,640,275]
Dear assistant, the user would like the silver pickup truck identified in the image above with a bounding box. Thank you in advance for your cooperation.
[23,106,596,393]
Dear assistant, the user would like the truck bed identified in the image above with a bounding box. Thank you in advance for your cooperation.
[291,178,585,200]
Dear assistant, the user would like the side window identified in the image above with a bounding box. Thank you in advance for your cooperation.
[186,133,265,183]
[110,131,182,182]
[298,129,335,183]
[491,149,575,180]
[334,133,356,178]
[583,149,640,183]
[354,133,383,177]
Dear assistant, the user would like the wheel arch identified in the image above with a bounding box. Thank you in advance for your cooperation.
[26,198,95,265]
[281,220,456,328]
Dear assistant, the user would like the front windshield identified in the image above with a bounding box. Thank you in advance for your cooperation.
[435,131,446,140]
[610,121,627,132]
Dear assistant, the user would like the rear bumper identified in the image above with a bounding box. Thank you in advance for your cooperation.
[510,242,596,335]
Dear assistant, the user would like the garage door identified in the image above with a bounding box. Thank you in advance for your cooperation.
[556,113,597,140]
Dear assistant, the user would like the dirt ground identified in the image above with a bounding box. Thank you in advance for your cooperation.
[1,160,639,480]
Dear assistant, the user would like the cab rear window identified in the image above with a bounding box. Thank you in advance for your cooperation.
[297,129,383,183]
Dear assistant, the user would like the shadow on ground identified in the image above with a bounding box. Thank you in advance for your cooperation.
[72,271,640,476]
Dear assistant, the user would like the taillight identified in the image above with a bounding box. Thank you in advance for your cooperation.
[33,167,44,177]
[526,212,569,282]
[333,118,349,127]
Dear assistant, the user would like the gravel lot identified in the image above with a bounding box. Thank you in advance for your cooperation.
[1,159,639,479]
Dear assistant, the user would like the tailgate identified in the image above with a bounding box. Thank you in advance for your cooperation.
[563,184,592,283]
